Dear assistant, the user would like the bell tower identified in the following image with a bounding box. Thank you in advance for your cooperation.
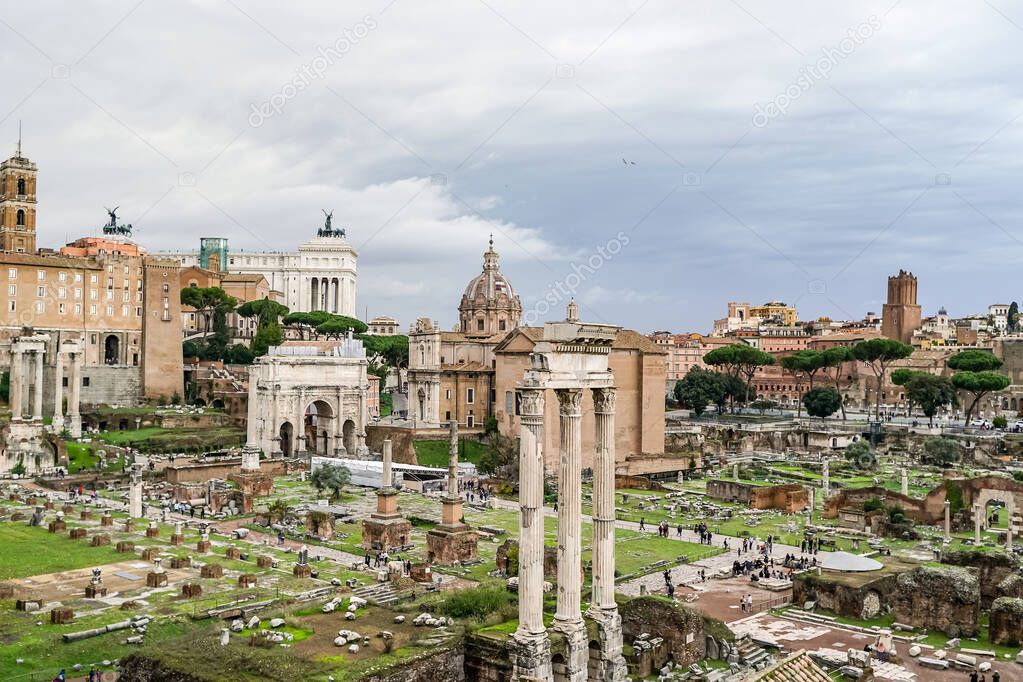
[0,132,38,253]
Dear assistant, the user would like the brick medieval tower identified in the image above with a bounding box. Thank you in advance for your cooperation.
[881,270,921,344]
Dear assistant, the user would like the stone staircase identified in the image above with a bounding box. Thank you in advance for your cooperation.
[734,635,773,671]
[352,582,408,607]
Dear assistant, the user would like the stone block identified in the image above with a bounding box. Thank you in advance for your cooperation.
[62,504,74,514]
[293,564,312,578]
[100,514,113,527]
[69,528,87,540]
[145,527,159,538]
[43,501,54,510]
[169,557,191,569]
[141,548,161,561]
[170,534,184,546]
[47,521,66,533]
[238,574,257,588]
[196,540,211,553]
[80,510,92,520]
[225,547,242,560]
[16,599,42,612]
[84,585,107,598]
[257,555,274,569]
[90,534,111,547]
[116,541,136,553]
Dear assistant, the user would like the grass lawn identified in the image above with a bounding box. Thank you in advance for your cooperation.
[414,439,490,468]
[96,425,244,452]
[0,523,128,580]
[65,441,125,474]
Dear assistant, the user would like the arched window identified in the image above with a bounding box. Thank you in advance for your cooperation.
[17,178,26,195]
[16,209,25,226]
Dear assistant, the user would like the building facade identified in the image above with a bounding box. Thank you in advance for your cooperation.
[164,229,357,316]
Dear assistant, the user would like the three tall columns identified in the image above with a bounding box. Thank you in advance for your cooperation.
[513,385,624,682]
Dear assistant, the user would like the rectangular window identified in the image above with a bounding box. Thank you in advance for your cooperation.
[90,274,98,284]
[74,273,82,283]
[35,301,43,313]
[466,388,475,404]
[58,272,66,282]
[74,288,81,299]
[136,307,142,316]
[505,391,513,414]
[8,301,14,312]
[121,305,128,316]
[90,289,97,300]
[37,270,44,280]
[58,303,66,314]
[82,377,90,387]
[89,305,97,315]
[7,268,15,279]
[7,284,14,295]
[74,304,82,314]
[445,389,451,400]
[57,287,66,299]
[36,286,44,297]
[106,305,113,316]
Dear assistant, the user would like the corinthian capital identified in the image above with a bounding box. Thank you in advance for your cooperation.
[556,388,582,415]
[519,388,544,417]
[593,387,616,413]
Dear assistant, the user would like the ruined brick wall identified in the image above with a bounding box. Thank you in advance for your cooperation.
[619,596,708,668]
[990,597,1023,647]
[892,566,980,637]
[793,572,898,621]
[941,549,1019,608]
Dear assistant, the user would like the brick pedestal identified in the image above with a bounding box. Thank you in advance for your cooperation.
[123,520,133,532]
[69,528,87,540]
[196,540,211,553]
[48,521,66,533]
[169,557,191,569]
[141,548,161,561]
[50,608,74,624]
[293,564,312,578]
[225,547,242,560]
[237,574,257,588]
[91,534,111,547]
[200,564,223,579]
[100,514,113,526]
[62,504,74,514]
[80,510,92,520]
[116,541,135,553]
[84,585,108,598]
[145,527,160,538]
[181,583,202,598]
[170,534,184,546]
[257,555,274,569]
[146,572,167,588]
[43,501,54,510]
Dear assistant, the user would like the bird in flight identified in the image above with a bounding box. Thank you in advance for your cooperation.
[622,157,637,165]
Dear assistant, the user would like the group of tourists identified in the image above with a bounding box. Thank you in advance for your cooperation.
[363,551,413,575]
[737,593,756,613]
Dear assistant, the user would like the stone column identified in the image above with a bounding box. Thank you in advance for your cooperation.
[974,503,982,544]
[589,387,627,681]
[9,349,23,420]
[381,439,393,489]
[944,500,951,543]
[240,443,260,471]
[68,352,82,438]
[1006,501,1014,551]
[553,388,586,682]
[295,392,306,455]
[822,458,830,498]
[52,350,64,431]
[129,465,143,519]
[901,468,908,496]
[512,388,552,682]
[32,349,44,421]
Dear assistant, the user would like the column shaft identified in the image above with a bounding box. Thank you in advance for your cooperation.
[554,388,583,626]
[10,350,23,420]
[515,389,547,639]
[53,352,64,427]
[591,388,617,611]
[32,350,44,420]
[68,353,81,436]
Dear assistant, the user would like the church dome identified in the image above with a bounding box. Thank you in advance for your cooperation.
[458,237,521,337]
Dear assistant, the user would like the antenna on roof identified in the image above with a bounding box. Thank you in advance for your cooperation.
[16,120,22,157]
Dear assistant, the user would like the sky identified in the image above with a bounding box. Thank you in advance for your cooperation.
[2,0,1022,333]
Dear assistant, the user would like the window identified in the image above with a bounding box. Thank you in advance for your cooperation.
[35,301,43,313]
[8,301,14,312]
[89,289,97,300]
[106,305,113,316]
[445,389,451,400]
[7,284,14,295]
[74,273,82,283]
[58,272,66,282]
[466,388,475,404]
[17,177,25,195]
[499,320,506,331]
[58,303,66,314]
[36,286,44,297]
[16,209,25,226]
[36,270,44,281]
[7,268,15,279]
[505,391,513,414]
[477,319,484,331]
[74,304,81,314]
[90,274,98,284]
[57,287,66,299]
[82,377,90,387]
[121,305,128,316]
[445,410,451,421]
[74,288,81,299]
[136,307,142,316]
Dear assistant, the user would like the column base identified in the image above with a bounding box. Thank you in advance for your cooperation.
[511,631,553,682]
[551,619,588,682]
[585,607,628,682]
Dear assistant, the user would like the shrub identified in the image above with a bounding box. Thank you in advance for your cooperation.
[439,586,514,622]
[993,415,1008,429]
[863,496,883,513]
[886,504,906,524]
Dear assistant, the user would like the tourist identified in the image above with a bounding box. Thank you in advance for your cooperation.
[677,523,683,538]
[639,517,645,531]
[992,671,1000,682]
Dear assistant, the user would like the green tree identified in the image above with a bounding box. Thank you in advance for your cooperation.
[267,499,291,523]
[283,311,333,339]
[951,371,1010,423]
[674,368,721,417]
[236,298,289,326]
[180,287,237,334]
[224,343,256,364]
[309,463,352,501]
[820,345,854,420]
[844,439,877,469]
[703,343,774,412]
[750,399,777,415]
[315,315,369,337]
[359,334,410,367]
[780,350,824,417]
[904,374,957,426]
[1009,302,1019,332]
[250,323,283,357]
[802,386,842,420]
[851,338,914,420]
[923,437,960,468]
[947,349,1004,373]
[0,368,8,402]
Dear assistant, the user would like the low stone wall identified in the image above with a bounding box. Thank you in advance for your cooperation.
[360,645,465,682]
[990,597,1023,647]
[619,596,718,669]
[366,425,418,465]
[941,549,1019,608]
[793,571,899,621]
[706,479,808,513]
[164,458,284,485]
[892,565,980,637]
